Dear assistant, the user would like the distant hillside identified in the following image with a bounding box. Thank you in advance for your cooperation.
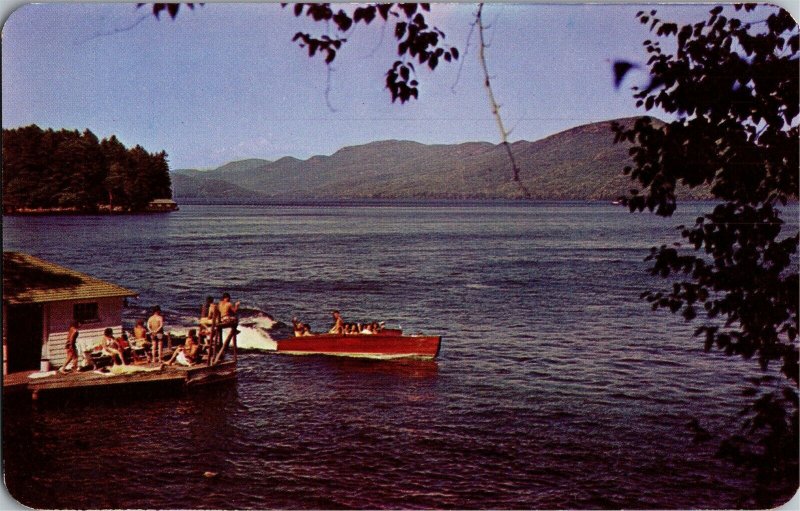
[171,174,267,199]
[172,117,710,200]
[215,158,271,173]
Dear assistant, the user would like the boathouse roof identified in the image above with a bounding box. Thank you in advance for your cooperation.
[2,252,137,305]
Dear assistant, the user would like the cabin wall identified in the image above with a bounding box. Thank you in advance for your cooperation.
[44,297,124,368]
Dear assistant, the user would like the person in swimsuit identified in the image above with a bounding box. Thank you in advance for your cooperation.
[130,319,150,362]
[59,320,80,373]
[199,296,217,328]
[133,319,148,344]
[292,317,305,337]
[100,328,126,366]
[167,329,201,366]
[329,310,344,334]
[147,306,165,362]
[218,293,240,327]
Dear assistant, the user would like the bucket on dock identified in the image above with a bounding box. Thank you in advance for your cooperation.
[40,359,50,372]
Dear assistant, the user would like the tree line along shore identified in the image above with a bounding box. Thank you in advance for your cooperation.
[3,124,174,214]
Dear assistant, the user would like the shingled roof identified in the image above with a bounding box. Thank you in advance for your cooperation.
[2,252,137,305]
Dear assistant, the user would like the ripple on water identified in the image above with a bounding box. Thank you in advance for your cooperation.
[4,202,796,509]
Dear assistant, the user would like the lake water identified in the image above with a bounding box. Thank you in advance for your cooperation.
[2,201,796,509]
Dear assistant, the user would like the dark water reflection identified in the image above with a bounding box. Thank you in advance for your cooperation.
[3,201,797,509]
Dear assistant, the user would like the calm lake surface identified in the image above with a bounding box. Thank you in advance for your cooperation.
[3,201,797,509]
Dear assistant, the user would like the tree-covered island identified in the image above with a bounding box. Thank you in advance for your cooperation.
[2,124,174,214]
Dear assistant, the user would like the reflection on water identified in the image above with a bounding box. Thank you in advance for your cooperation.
[284,356,440,380]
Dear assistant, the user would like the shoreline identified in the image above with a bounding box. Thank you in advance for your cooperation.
[3,210,177,216]
[5,198,797,215]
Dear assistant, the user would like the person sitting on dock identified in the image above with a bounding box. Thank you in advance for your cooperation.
[116,332,132,363]
[329,310,344,334]
[59,320,81,374]
[133,319,147,340]
[167,329,200,366]
[100,328,127,366]
[132,319,151,361]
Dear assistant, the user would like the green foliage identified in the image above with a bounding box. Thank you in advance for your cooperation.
[3,125,173,212]
[137,3,199,20]
[613,5,798,505]
[285,3,458,102]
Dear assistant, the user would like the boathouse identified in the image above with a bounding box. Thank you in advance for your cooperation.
[145,198,179,212]
[2,252,137,374]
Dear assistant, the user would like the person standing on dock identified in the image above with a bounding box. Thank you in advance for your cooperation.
[59,321,80,373]
[147,306,165,363]
[199,296,217,329]
[211,293,240,363]
[218,293,239,328]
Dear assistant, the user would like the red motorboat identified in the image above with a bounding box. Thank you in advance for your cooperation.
[275,331,442,360]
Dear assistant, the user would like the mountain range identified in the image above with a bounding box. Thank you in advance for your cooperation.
[171,117,709,200]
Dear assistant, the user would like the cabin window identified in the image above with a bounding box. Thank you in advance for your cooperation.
[73,302,99,323]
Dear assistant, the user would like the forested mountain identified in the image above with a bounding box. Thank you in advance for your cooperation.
[173,117,709,200]
[171,174,268,199]
[173,158,270,180]
[3,125,172,212]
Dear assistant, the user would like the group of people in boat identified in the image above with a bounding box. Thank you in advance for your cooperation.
[292,310,385,337]
[58,292,241,374]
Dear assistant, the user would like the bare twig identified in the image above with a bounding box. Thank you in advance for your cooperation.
[451,13,476,93]
[476,4,530,198]
[366,19,387,58]
[323,19,337,112]
[77,13,150,44]
[324,64,338,112]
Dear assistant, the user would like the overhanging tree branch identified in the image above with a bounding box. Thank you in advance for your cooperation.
[476,4,530,198]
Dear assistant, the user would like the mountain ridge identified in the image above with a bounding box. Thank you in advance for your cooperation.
[171,117,710,200]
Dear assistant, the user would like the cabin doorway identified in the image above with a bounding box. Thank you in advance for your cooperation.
[6,304,44,373]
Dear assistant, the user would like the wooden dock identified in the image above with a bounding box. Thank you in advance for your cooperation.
[3,361,237,400]
[3,319,242,401]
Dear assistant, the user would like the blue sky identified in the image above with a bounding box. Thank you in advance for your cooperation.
[1,3,792,170]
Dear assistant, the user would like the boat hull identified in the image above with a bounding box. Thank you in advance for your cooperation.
[276,333,441,360]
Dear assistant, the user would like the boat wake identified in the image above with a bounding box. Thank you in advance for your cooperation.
[166,311,279,351]
[237,315,278,351]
